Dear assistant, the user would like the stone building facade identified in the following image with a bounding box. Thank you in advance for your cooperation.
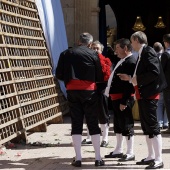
[60,0,100,47]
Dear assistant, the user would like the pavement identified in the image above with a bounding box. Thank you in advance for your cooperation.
[0,114,170,170]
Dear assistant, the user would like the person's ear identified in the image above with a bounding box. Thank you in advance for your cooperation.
[77,40,81,46]
[87,43,92,48]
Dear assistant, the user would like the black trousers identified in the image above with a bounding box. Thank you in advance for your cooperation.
[111,97,135,137]
[137,99,160,138]
[67,90,101,135]
[98,93,110,124]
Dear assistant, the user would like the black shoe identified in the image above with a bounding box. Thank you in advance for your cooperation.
[100,141,108,147]
[118,154,135,162]
[95,160,105,166]
[71,160,81,167]
[159,126,163,130]
[163,125,168,129]
[145,161,164,169]
[162,129,170,134]
[81,139,92,144]
[136,158,154,165]
[105,152,123,158]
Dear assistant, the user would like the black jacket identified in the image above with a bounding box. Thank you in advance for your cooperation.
[109,55,136,105]
[161,51,170,90]
[55,45,104,86]
[136,45,167,98]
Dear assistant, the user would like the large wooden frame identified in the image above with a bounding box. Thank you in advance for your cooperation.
[0,0,69,145]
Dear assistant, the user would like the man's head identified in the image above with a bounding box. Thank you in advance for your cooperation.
[163,34,170,43]
[153,42,163,53]
[78,32,93,47]
[91,40,104,54]
[163,34,170,49]
[115,38,132,59]
[130,31,148,52]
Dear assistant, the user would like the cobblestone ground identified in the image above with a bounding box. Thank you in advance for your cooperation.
[0,114,170,170]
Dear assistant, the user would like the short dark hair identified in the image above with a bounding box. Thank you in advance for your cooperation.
[79,32,93,45]
[163,34,170,43]
[115,38,132,51]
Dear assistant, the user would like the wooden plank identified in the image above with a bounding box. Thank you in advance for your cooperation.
[0,20,41,31]
[27,123,47,132]
[1,0,37,12]
[0,44,46,49]
[47,114,63,124]
[0,9,39,21]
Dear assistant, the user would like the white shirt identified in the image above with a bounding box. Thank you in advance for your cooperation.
[104,54,131,97]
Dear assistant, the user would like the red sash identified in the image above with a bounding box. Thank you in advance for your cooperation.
[110,93,134,100]
[66,80,97,90]
[134,85,159,99]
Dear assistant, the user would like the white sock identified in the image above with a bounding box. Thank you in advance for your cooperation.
[112,133,124,154]
[100,123,109,142]
[86,124,91,141]
[91,134,101,160]
[151,134,162,163]
[145,135,155,161]
[125,135,134,156]
[72,135,82,161]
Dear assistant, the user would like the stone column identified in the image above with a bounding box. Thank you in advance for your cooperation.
[74,0,100,41]
[61,0,99,47]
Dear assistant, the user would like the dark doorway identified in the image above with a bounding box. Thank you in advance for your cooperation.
[100,0,170,46]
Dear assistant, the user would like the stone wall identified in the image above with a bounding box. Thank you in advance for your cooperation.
[60,0,100,47]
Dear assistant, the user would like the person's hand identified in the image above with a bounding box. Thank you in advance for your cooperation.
[131,76,137,85]
[117,73,130,81]
[117,73,138,86]
[120,104,127,111]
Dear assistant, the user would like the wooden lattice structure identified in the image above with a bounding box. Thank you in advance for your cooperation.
[0,0,69,145]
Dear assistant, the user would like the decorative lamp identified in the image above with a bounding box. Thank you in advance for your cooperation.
[132,16,146,31]
[155,16,166,28]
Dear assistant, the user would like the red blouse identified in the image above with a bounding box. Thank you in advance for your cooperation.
[98,53,112,81]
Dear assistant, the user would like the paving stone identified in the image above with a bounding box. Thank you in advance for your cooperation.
[0,114,170,170]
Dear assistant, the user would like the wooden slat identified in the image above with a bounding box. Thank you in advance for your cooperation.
[0,44,46,49]
[0,20,41,31]
[22,103,60,119]
[1,0,37,12]
[0,9,39,21]
[0,56,49,59]
[0,32,44,40]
